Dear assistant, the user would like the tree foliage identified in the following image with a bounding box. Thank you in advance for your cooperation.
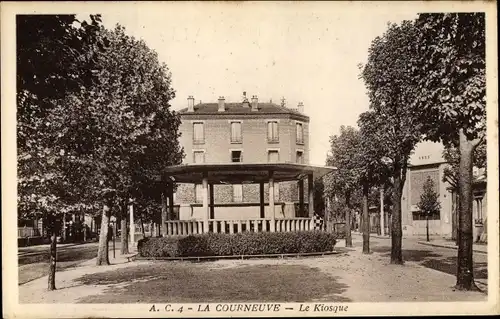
[324,126,361,202]
[359,20,422,263]
[49,24,185,264]
[17,17,184,282]
[17,14,105,221]
[17,14,106,290]
[416,177,441,216]
[411,13,486,144]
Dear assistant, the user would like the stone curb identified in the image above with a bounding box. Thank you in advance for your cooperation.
[417,241,487,254]
[134,250,345,262]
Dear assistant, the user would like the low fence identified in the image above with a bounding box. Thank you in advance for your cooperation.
[164,218,318,236]
[17,227,41,238]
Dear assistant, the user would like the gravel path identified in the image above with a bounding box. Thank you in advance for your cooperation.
[19,240,487,303]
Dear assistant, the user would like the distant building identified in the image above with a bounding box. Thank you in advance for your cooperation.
[174,93,311,220]
[399,141,487,240]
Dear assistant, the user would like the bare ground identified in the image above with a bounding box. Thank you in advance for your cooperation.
[19,241,486,303]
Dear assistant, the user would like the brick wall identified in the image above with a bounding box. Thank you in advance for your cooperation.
[175,110,311,215]
[410,168,440,206]
[175,180,308,205]
[401,163,454,237]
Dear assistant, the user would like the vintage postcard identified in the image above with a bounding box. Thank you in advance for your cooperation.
[2,1,499,317]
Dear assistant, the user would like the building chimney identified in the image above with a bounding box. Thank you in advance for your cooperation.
[251,95,258,111]
[218,96,225,112]
[297,102,304,113]
[242,91,250,108]
[187,95,195,112]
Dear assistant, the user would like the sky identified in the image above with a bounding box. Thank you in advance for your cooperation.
[80,2,419,166]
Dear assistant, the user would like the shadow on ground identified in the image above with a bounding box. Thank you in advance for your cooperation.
[74,263,351,303]
[19,246,98,266]
[371,245,488,280]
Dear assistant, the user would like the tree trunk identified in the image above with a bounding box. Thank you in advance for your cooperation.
[344,193,352,247]
[62,212,67,242]
[362,185,370,254]
[391,172,404,264]
[456,130,479,291]
[451,190,457,242]
[47,227,57,291]
[81,210,87,242]
[140,214,146,238]
[426,214,430,242]
[96,203,111,266]
[345,209,353,247]
[388,211,392,237]
[120,200,129,255]
[380,187,385,236]
[161,193,167,237]
[455,190,461,246]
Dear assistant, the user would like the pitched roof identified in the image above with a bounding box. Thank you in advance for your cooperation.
[179,102,306,116]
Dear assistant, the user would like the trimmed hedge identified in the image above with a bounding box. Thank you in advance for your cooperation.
[138,231,337,258]
[18,236,50,247]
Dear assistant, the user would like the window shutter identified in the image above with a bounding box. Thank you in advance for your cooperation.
[194,123,204,143]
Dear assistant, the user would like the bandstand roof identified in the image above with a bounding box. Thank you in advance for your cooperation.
[161,163,336,184]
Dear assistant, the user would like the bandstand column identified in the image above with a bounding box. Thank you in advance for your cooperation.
[298,179,304,217]
[380,187,385,236]
[168,182,174,221]
[308,173,314,218]
[202,172,209,233]
[269,171,275,232]
[259,182,265,218]
[209,183,215,219]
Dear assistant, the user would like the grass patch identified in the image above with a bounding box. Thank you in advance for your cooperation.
[75,262,350,303]
[18,245,99,285]
[19,260,87,285]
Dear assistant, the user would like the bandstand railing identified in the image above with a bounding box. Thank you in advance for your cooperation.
[164,217,316,236]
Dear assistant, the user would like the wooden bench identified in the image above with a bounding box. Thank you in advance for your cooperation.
[123,253,138,262]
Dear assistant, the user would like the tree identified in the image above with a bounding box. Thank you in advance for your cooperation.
[416,177,441,242]
[357,111,392,254]
[324,126,362,247]
[55,25,184,264]
[411,13,485,290]
[17,14,104,290]
[359,21,422,263]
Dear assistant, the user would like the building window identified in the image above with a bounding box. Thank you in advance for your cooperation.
[231,150,243,163]
[296,123,304,144]
[193,151,205,163]
[274,183,280,201]
[193,122,204,144]
[233,184,243,202]
[230,122,242,143]
[267,150,279,163]
[195,184,203,203]
[412,210,440,221]
[267,121,279,143]
[296,151,304,164]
